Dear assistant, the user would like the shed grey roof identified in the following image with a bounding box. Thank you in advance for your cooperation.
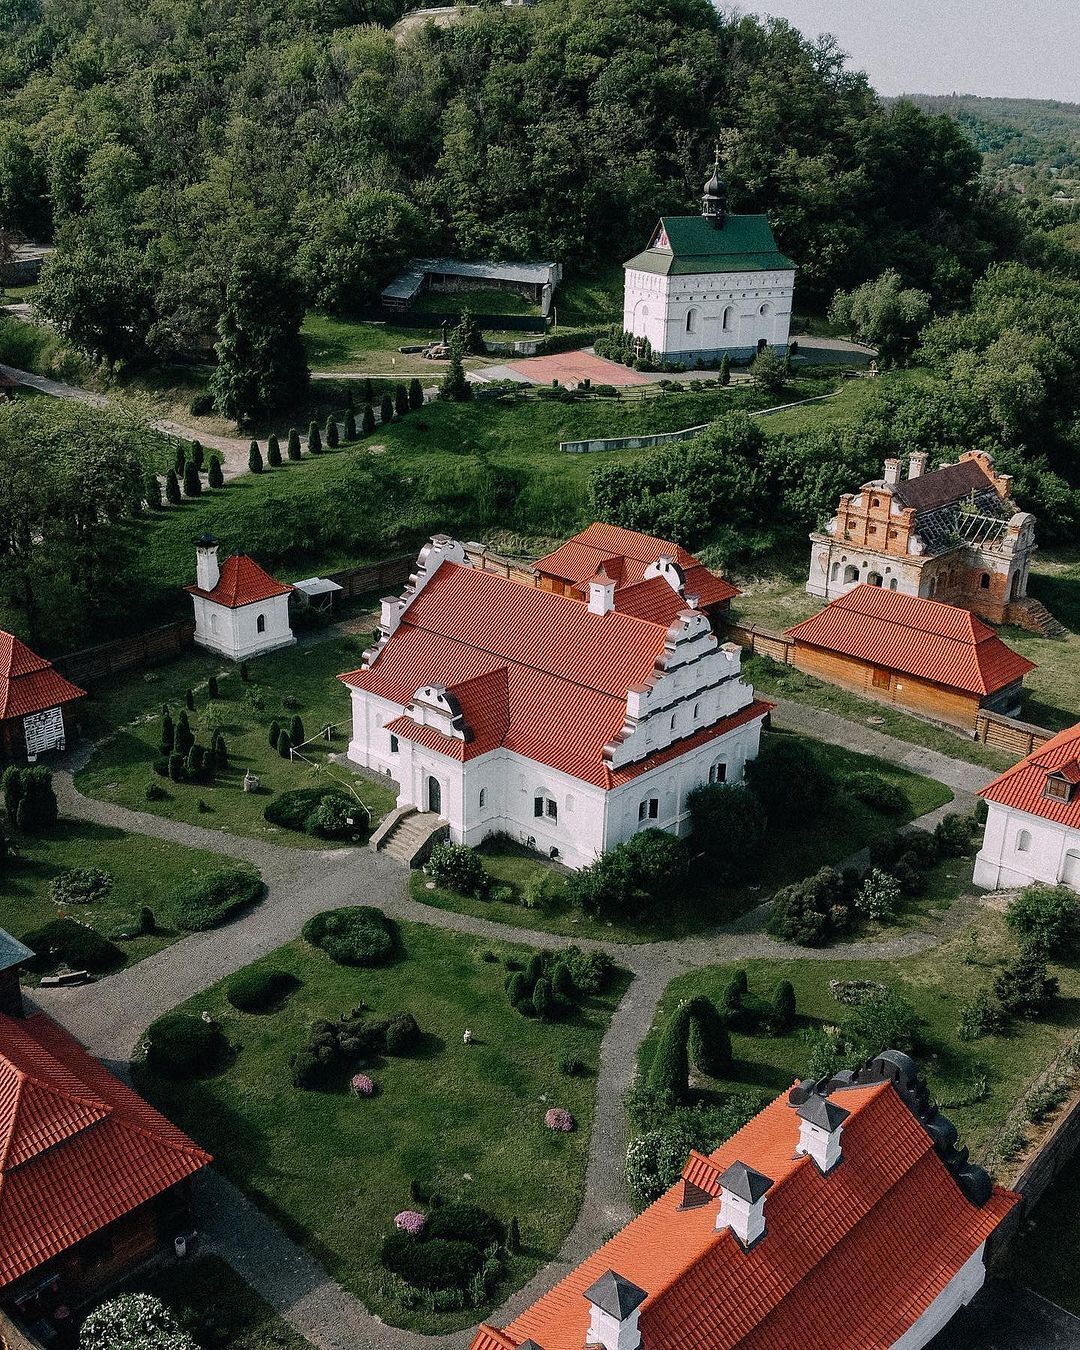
[381,256,559,302]
[717,1161,774,1203]
[582,1269,648,1319]
[0,930,33,973]
[795,1095,850,1132]
[293,577,344,597]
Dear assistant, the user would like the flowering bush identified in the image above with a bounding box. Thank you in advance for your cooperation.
[79,1293,198,1350]
[545,1107,575,1132]
[394,1210,427,1236]
[351,1073,375,1096]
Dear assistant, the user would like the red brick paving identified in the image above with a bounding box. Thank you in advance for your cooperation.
[506,350,653,387]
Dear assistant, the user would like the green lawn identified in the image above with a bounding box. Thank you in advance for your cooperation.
[76,637,396,846]
[409,731,952,944]
[133,922,626,1335]
[637,907,1080,1171]
[555,267,624,329]
[1003,553,1080,733]
[1,819,260,969]
[114,1254,306,1350]
[302,312,507,374]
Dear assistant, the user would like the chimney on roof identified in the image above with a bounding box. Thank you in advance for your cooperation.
[588,567,617,616]
[793,1092,850,1173]
[715,1161,773,1248]
[908,451,928,480]
[583,1271,647,1350]
[883,458,901,486]
[195,534,220,592]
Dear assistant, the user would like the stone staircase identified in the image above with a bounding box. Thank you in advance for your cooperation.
[369,806,448,866]
[1004,597,1068,638]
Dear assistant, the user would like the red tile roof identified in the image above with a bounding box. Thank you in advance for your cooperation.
[0,633,86,723]
[184,554,292,608]
[535,524,738,618]
[340,563,768,788]
[786,585,1035,696]
[477,1079,1017,1350]
[980,721,1080,829]
[0,1013,211,1288]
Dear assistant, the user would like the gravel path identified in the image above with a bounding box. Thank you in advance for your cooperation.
[26,704,990,1348]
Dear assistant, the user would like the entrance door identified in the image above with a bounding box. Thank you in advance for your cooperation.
[427,776,442,815]
[1063,851,1080,890]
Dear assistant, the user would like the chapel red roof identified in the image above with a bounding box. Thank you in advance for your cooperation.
[339,562,769,789]
[0,632,86,723]
[476,1078,1017,1350]
[0,1012,211,1288]
[184,554,292,608]
[786,585,1035,696]
[980,721,1080,829]
[535,523,738,620]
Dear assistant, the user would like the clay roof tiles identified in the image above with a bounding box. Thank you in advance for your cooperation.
[477,1080,1017,1350]
[184,554,292,608]
[785,585,1035,697]
[0,632,86,723]
[980,721,1080,828]
[0,1013,211,1288]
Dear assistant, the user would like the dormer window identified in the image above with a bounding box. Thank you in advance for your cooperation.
[1044,772,1077,803]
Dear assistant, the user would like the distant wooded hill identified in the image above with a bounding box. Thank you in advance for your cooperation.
[895,94,1080,174]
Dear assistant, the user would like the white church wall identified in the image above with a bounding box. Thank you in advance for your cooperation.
[974,802,1080,892]
[191,592,294,662]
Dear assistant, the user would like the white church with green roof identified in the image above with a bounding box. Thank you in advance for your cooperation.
[622,157,796,365]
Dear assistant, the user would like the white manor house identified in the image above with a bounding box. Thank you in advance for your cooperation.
[339,533,771,870]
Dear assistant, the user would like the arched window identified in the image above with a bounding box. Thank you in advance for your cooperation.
[889,578,898,590]
[708,761,727,784]
[256,613,266,634]
[534,793,557,823]
[843,564,859,584]
[1016,829,1032,853]
[980,573,991,590]
[685,307,699,334]
[479,787,486,808]
[722,305,734,332]
[867,572,883,587]
[638,797,659,822]
[830,561,841,582]
[693,702,700,720]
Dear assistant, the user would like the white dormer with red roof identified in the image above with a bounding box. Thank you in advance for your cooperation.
[974,721,1080,892]
[339,536,771,870]
[184,536,295,662]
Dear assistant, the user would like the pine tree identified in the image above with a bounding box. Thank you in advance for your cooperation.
[207,676,219,699]
[168,753,185,782]
[287,427,302,460]
[395,383,409,417]
[380,393,394,425]
[686,996,732,1077]
[174,711,193,755]
[552,962,575,1001]
[183,461,202,497]
[248,440,264,474]
[719,354,731,387]
[344,409,356,441]
[266,433,282,467]
[361,404,375,436]
[159,710,175,755]
[325,415,339,449]
[647,1004,692,1104]
[772,980,796,1032]
[208,456,224,488]
[165,468,182,504]
[144,473,162,510]
[440,330,472,401]
[268,719,281,750]
[191,440,205,471]
[409,377,424,411]
[290,714,305,746]
[308,420,321,454]
[174,443,185,475]
[277,728,292,758]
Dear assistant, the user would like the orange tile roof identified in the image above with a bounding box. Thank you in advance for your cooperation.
[340,563,769,788]
[184,554,292,608]
[0,633,86,723]
[0,1013,211,1288]
[786,585,1035,696]
[980,721,1080,828]
[536,524,738,615]
[479,1078,1017,1350]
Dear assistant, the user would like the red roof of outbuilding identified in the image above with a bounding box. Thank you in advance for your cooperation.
[0,632,86,723]
[786,585,1035,696]
[184,554,292,608]
[980,721,1080,828]
[0,1012,211,1288]
[340,562,769,788]
[477,1079,1017,1350]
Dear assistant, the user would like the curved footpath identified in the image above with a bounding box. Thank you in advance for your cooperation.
[26,702,994,1350]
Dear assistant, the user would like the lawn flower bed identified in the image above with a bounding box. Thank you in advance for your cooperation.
[75,637,396,846]
[133,921,627,1335]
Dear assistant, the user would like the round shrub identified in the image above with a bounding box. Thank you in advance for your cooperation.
[305,793,356,839]
[174,868,263,931]
[395,1210,426,1236]
[49,867,113,907]
[1006,885,1080,958]
[23,918,124,974]
[226,967,297,1013]
[145,1013,225,1078]
[383,1010,421,1054]
[381,1232,482,1291]
[428,842,489,898]
[79,1292,198,1350]
[425,1202,506,1248]
[845,771,906,815]
[544,1107,575,1132]
[302,906,394,965]
[264,788,360,839]
[855,868,902,922]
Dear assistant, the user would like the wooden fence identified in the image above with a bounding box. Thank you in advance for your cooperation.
[324,554,415,599]
[52,620,195,686]
[720,619,795,666]
[974,709,1055,758]
[462,542,537,587]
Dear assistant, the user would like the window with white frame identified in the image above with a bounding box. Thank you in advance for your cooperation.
[708,761,727,784]
[1016,829,1031,853]
[638,797,659,822]
[534,793,557,822]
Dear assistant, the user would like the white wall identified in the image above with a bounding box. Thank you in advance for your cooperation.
[891,1243,986,1349]
[624,267,795,359]
[974,801,1080,892]
[191,593,294,662]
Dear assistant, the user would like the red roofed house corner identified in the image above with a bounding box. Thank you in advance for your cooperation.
[974,720,1080,893]
[339,533,771,870]
[0,934,210,1337]
[184,535,295,662]
[0,631,86,760]
[471,1051,1018,1350]
[785,584,1035,732]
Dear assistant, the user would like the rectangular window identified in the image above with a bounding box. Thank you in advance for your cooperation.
[389,734,399,753]
[872,669,891,690]
[1044,777,1071,802]
[639,798,659,821]
[545,798,557,820]
[534,796,544,817]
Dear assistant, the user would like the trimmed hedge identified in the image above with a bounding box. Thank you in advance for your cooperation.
[146,1012,226,1078]
[22,918,124,973]
[226,967,298,1013]
[302,906,394,966]
[425,1203,505,1248]
[264,787,362,840]
[380,1233,482,1291]
[174,868,263,931]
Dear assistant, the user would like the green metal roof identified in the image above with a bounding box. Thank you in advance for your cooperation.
[624,214,796,276]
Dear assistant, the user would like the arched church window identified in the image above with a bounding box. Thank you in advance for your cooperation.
[685,308,699,334]
[722,306,734,332]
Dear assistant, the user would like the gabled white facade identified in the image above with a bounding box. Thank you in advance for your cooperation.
[973,801,1080,892]
[188,540,295,662]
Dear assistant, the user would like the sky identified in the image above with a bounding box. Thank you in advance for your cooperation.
[738,2,1080,103]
